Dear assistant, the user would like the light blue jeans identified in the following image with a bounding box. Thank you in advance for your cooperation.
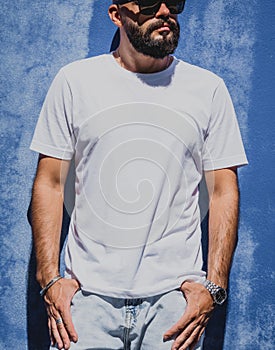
[51,289,203,350]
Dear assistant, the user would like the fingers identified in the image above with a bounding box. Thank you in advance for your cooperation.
[163,281,214,350]
[48,317,55,346]
[164,313,206,350]
[44,278,80,349]
[165,308,210,350]
[49,315,69,349]
[189,327,205,350]
[59,305,78,343]
[174,325,202,350]
[163,313,191,341]
[47,300,78,349]
[170,318,206,350]
[47,306,72,349]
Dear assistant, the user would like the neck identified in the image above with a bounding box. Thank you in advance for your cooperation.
[113,44,172,74]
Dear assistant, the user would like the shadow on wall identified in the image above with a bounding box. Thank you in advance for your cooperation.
[27,203,71,350]
[200,212,228,350]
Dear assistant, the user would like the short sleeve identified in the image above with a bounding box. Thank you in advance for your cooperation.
[202,79,248,171]
[30,69,75,160]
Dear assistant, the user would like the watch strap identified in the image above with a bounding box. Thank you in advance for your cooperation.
[203,279,227,305]
[203,279,221,294]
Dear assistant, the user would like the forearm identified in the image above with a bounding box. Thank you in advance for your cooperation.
[31,178,64,287]
[207,174,239,288]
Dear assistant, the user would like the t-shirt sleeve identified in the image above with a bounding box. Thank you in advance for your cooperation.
[30,69,75,160]
[202,79,248,171]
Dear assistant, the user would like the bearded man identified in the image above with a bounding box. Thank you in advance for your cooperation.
[30,1,248,349]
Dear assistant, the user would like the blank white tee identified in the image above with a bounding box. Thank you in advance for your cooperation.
[30,54,248,297]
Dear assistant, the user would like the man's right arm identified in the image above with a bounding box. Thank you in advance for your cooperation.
[31,154,79,350]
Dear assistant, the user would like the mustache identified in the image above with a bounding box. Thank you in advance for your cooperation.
[147,19,179,33]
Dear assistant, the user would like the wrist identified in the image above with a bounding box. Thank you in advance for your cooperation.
[36,270,60,288]
[39,275,62,297]
[206,274,228,289]
[203,279,227,305]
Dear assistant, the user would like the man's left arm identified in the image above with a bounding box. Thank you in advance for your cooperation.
[204,167,239,288]
[163,167,239,350]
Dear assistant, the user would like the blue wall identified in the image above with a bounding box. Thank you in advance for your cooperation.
[0,0,274,349]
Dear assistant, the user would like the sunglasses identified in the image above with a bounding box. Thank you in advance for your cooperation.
[113,0,186,16]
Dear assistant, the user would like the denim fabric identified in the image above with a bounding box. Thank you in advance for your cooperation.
[51,289,203,350]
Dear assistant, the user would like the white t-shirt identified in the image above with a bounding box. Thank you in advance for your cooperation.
[30,54,248,298]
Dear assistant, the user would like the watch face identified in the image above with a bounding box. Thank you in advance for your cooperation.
[214,288,227,305]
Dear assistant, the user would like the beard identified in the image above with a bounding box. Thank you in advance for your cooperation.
[122,17,180,59]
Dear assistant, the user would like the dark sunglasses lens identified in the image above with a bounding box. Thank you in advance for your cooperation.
[139,0,185,15]
[169,0,185,14]
[139,1,161,15]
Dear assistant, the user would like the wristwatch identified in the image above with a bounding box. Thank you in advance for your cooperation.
[203,279,227,305]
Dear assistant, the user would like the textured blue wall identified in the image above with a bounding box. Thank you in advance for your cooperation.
[0,0,274,349]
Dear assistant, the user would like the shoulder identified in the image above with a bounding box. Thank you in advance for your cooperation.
[174,58,223,87]
[60,54,112,81]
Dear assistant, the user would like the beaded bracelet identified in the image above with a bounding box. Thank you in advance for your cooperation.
[40,275,62,297]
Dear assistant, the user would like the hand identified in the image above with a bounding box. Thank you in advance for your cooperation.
[163,281,214,350]
[43,278,80,350]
